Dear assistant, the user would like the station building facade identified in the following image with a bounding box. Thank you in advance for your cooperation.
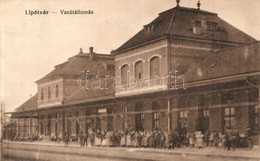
[8,4,260,144]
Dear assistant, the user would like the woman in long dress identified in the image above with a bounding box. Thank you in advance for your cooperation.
[120,131,126,147]
[106,131,112,147]
[195,131,204,149]
[126,132,131,147]
[95,130,101,146]
[188,133,195,147]
[101,131,106,146]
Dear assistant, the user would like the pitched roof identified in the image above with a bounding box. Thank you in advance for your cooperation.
[36,50,114,83]
[15,94,38,112]
[113,6,256,54]
[64,88,114,105]
[183,42,260,84]
[64,72,115,104]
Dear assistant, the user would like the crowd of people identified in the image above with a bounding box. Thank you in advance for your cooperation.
[9,128,253,150]
[62,128,253,150]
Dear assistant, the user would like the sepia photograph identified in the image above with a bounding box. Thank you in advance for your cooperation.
[1,0,260,160]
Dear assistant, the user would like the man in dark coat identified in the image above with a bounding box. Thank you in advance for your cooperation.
[64,132,70,147]
[225,127,232,150]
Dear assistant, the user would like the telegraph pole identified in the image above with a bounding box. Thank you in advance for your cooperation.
[0,103,4,161]
[255,84,260,148]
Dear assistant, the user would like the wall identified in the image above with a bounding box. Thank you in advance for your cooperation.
[115,39,169,96]
[37,78,63,108]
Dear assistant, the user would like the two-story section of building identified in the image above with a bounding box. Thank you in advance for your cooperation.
[11,47,115,140]
[113,4,255,96]
[111,2,258,136]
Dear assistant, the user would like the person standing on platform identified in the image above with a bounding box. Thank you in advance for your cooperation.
[64,132,70,147]
[79,131,85,147]
[225,127,232,150]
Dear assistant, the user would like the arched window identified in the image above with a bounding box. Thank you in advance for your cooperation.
[41,88,44,100]
[121,64,129,85]
[48,87,51,99]
[135,61,143,80]
[152,101,160,130]
[150,56,159,79]
[56,85,59,98]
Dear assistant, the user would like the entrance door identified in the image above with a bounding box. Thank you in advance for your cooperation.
[47,114,51,135]
[67,120,71,135]
[85,110,94,134]
[107,107,113,131]
[76,120,80,135]
[197,109,209,132]
[96,116,101,132]
[135,103,144,131]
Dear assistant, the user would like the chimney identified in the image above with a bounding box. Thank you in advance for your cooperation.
[89,47,94,60]
[79,48,83,54]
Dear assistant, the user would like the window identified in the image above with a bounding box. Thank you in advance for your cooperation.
[150,56,159,79]
[198,96,210,117]
[179,111,188,119]
[107,64,115,75]
[55,112,59,119]
[203,109,209,117]
[193,20,201,27]
[41,88,44,100]
[145,25,154,34]
[56,85,59,98]
[48,87,51,99]
[178,97,188,119]
[152,101,160,130]
[123,105,128,113]
[206,22,217,31]
[121,64,129,85]
[107,64,114,70]
[67,111,72,118]
[135,61,143,80]
[138,73,142,79]
[224,107,235,128]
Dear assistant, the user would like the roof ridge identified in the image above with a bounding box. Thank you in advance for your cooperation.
[159,6,217,16]
[166,10,176,34]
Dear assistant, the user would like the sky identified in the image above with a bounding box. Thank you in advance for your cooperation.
[1,0,260,112]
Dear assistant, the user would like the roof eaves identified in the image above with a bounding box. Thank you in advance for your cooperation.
[113,35,169,55]
[183,71,260,88]
[35,75,63,84]
[15,94,38,111]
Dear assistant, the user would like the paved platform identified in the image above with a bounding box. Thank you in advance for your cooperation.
[3,140,260,160]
